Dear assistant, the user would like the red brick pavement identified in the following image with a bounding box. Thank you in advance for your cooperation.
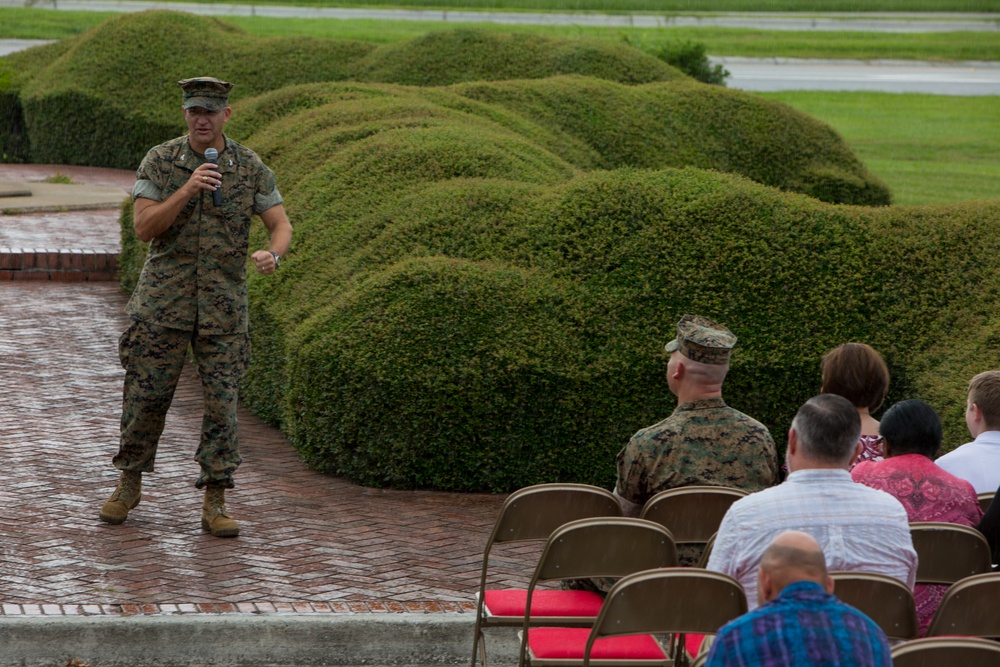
[0,164,128,280]
[0,165,542,618]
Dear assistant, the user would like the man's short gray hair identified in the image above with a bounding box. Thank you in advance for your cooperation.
[790,394,861,465]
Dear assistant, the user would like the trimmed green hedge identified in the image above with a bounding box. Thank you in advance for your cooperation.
[2,12,889,205]
[0,37,72,162]
[0,12,671,168]
[0,89,28,163]
[3,11,375,168]
[21,12,996,494]
[284,256,594,490]
[305,178,997,490]
[219,80,992,491]
[348,28,687,86]
[445,76,889,204]
[266,166,996,490]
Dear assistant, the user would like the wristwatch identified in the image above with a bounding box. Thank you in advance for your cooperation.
[270,251,280,269]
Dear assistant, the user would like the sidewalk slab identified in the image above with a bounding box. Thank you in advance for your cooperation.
[0,180,128,213]
[0,614,520,667]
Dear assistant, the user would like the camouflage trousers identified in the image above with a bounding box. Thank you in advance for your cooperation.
[113,319,250,489]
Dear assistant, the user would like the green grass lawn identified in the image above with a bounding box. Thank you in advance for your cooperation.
[761,91,1000,205]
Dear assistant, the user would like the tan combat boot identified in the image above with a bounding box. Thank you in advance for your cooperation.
[99,470,142,524]
[202,487,240,538]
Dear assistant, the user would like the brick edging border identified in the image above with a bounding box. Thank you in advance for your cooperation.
[0,600,477,616]
[0,248,118,281]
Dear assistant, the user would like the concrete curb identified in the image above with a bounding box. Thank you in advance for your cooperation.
[0,613,520,667]
[0,180,128,214]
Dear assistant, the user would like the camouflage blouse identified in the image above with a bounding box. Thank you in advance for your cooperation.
[615,397,779,506]
[127,135,282,335]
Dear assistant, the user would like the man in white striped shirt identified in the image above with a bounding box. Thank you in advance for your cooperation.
[707,393,918,611]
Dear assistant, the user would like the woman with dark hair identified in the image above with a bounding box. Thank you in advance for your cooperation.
[821,342,890,467]
[852,399,983,634]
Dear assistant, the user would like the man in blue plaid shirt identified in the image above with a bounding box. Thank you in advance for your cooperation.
[705,530,891,667]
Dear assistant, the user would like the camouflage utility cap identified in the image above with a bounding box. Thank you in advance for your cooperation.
[179,77,233,111]
[664,314,737,365]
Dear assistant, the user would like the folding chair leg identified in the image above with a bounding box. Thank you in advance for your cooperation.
[471,629,487,667]
[670,633,689,667]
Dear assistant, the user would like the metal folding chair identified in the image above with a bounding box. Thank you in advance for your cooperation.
[830,571,919,641]
[515,517,678,667]
[925,572,1000,639]
[640,486,746,566]
[909,522,992,585]
[891,636,1000,667]
[523,569,747,667]
[471,483,622,667]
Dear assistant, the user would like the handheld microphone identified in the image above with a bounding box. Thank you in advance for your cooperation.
[204,147,223,206]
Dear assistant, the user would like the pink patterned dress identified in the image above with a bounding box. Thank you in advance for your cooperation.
[852,434,884,467]
[851,453,984,635]
[784,434,883,477]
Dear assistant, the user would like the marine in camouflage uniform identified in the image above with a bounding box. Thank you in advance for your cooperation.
[100,77,292,537]
[617,315,778,564]
[615,400,777,503]
[563,316,777,592]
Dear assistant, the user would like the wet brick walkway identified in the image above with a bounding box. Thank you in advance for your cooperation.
[0,164,539,617]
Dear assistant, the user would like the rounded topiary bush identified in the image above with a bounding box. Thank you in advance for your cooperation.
[5,16,685,169]
[23,88,178,169]
[285,256,592,491]
[348,29,687,86]
[9,10,374,168]
[231,84,578,436]
[262,157,1000,492]
[0,39,70,162]
[447,76,890,205]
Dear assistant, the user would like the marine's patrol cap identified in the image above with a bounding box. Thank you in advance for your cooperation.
[178,77,233,111]
[664,314,737,365]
